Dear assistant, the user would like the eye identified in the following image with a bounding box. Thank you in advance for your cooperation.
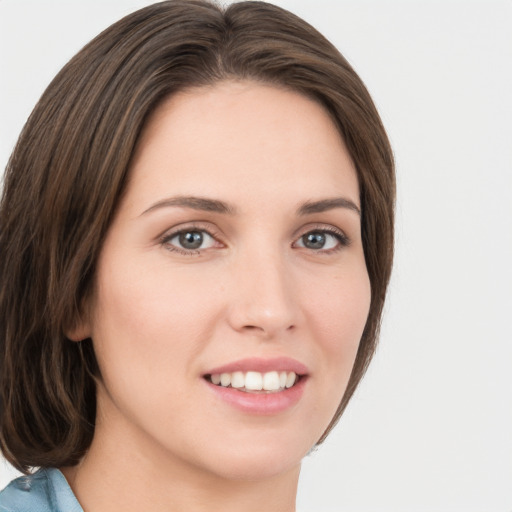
[163,229,218,254]
[294,229,349,252]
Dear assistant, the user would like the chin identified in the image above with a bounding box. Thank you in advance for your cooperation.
[182,426,316,482]
[202,447,303,482]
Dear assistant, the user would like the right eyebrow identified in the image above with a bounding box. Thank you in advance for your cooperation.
[140,195,237,217]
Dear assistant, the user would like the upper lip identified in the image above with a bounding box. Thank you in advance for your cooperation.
[204,357,309,376]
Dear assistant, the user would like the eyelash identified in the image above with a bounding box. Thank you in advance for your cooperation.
[159,223,222,256]
[294,226,350,254]
[159,224,350,256]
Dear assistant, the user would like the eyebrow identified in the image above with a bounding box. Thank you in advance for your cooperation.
[297,197,360,216]
[140,195,360,217]
[141,196,236,216]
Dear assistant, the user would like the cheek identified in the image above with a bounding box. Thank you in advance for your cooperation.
[302,264,371,410]
[88,259,225,449]
[306,264,371,351]
[89,256,221,389]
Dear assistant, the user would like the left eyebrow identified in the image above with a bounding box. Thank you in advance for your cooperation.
[297,197,361,216]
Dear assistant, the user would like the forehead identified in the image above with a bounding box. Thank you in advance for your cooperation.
[126,80,359,214]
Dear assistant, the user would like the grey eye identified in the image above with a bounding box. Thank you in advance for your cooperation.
[302,232,327,249]
[167,230,216,251]
[178,231,204,249]
[296,230,344,251]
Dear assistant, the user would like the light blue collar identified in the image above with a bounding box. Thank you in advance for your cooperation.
[0,468,82,512]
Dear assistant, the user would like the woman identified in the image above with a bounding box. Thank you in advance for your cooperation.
[0,1,394,510]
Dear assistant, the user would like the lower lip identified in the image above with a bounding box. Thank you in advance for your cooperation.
[204,377,307,415]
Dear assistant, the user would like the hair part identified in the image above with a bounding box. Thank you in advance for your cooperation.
[0,0,394,472]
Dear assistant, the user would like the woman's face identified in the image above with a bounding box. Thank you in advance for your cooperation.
[80,81,370,481]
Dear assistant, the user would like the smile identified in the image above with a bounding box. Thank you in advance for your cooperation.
[207,371,298,393]
[203,357,308,414]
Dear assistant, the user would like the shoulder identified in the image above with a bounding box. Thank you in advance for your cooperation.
[0,468,82,512]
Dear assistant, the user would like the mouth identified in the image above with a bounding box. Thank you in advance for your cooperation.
[202,358,308,414]
[205,370,302,394]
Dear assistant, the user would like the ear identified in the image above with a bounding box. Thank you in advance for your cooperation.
[65,315,92,342]
[65,291,95,341]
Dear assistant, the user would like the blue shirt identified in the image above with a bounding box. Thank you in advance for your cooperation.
[0,468,82,512]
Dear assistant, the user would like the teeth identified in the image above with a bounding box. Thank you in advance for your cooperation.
[231,371,244,388]
[209,371,298,392]
[263,371,279,391]
[285,371,296,388]
[245,371,263,390]
[220,373,231,387]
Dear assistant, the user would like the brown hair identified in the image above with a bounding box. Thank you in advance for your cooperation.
[0,0,394,473]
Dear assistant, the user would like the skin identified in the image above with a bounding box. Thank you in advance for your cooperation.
[64,81,371,512]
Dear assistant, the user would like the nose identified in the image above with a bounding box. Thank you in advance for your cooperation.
[226,248,299,340]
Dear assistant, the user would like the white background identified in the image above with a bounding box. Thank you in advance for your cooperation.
[1,1,511,511]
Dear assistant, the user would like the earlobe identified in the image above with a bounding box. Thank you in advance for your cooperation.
[65,294,94,341]
[65,318,92,342]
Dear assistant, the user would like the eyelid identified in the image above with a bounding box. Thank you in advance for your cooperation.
[157,221,351,255]
[158,221,221,240]
[295,222,349,240]
[292,223,351,251]
[158,222,225,254]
